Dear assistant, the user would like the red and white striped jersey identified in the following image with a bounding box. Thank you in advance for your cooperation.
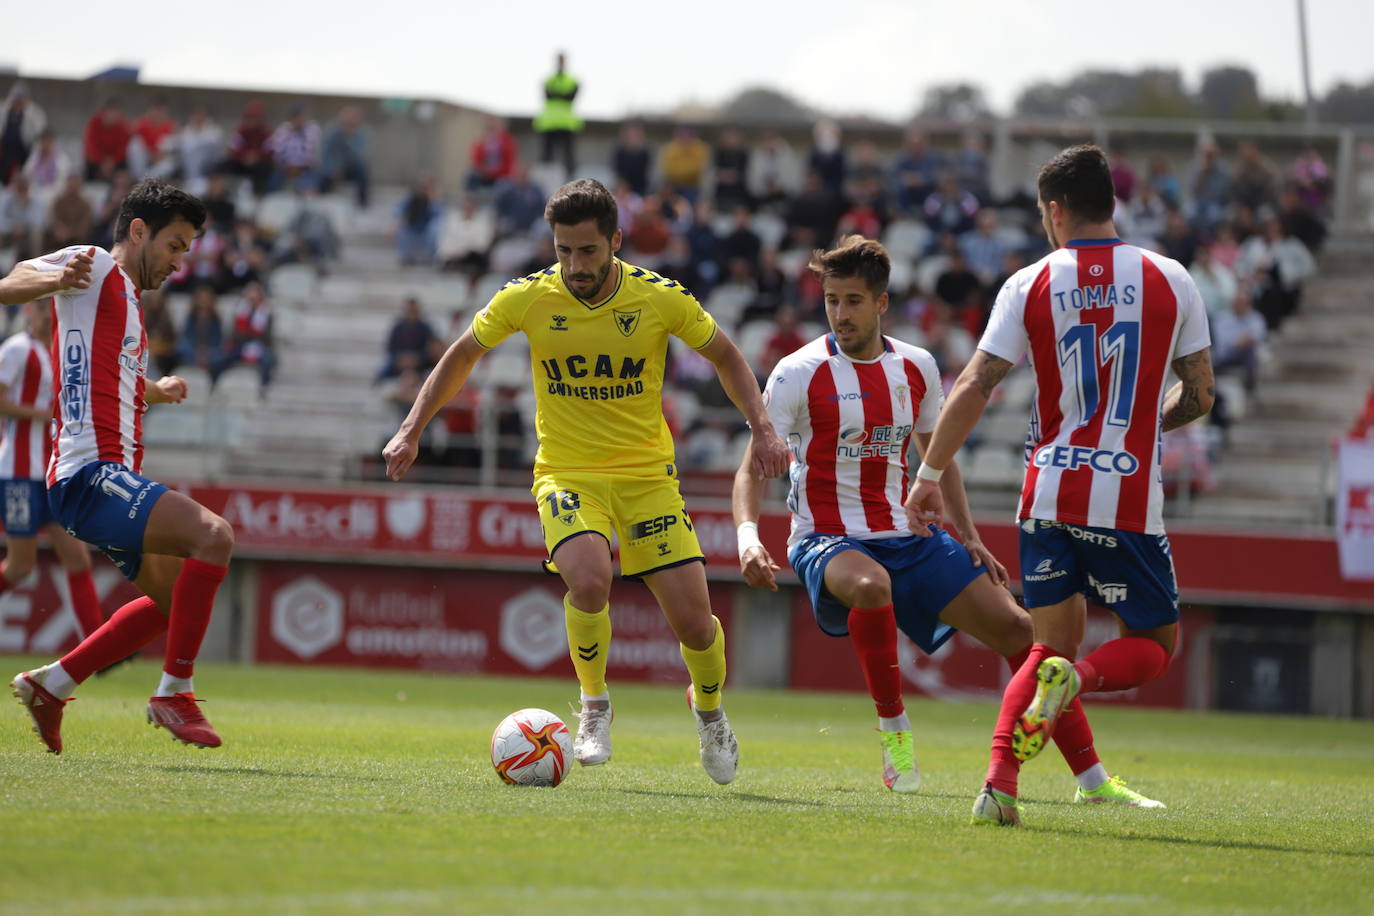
[978,239,1211,535]
[764,334,943,548]
[21,247,148,485]
[0,330,53,481]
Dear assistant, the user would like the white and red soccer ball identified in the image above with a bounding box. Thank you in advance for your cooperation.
[490,708,572,787]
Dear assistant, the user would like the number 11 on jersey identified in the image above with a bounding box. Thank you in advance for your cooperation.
[1057,320,1140,429]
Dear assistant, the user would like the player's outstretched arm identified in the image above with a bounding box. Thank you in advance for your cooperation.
[914,431,1008,587]
[904,349,1013,531]
[144,376,188,405]
[1161,347,1215,432]
[698,330,788,478]
[732,440,781,591]
[383,329,488,481]
[0,248,95,306]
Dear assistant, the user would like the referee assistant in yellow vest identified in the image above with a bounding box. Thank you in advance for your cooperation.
[534,52,582,178]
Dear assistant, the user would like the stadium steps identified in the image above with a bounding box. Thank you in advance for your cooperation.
[1176,495,1321,526]
[1191,234,1374,525]
[1224,419,1341,458]
[1242,380,1372,423]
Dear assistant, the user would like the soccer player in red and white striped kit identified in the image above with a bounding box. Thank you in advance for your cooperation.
[735,235,1159,807]
[0,179,235,754]
[906,146,1215,826]
[0,299,103,638]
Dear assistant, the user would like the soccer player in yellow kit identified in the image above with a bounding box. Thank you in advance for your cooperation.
[384,179,788,784]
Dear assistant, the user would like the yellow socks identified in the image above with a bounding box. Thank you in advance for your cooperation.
[680,615,726,712]
[565,597,611,698]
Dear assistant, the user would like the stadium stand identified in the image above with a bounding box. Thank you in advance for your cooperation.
[1,76,1369,526]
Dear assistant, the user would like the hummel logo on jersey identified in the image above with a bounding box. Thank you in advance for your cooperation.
[1035,558,1054,574]
[577,643,599,661]
[550,314,569,331]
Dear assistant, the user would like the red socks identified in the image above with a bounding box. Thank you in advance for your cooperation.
[988,637,1171,796]
[60,597,168,683]
[1004,647,1101,778]
[67,569,104,639]
[847,604,904,718]
[986,644,1057,796]
[1075,637,1170,693]
[163,558,228,679]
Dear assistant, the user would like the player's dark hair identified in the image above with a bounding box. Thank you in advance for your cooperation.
[114,179,207,244]
[808,234,890,295]
[544,178,618,239]
[1037,145,1116,223]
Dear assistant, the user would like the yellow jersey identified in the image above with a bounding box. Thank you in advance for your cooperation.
[470,259,718,477]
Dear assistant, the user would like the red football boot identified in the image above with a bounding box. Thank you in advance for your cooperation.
[146,693,222,748]
[11,672,70,755]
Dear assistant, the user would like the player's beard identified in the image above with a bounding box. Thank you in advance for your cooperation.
[834,322,879,358]
[566,255,614,303]
[139,250,168,291]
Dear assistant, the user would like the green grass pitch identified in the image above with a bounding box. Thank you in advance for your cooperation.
[2,656,1371,915]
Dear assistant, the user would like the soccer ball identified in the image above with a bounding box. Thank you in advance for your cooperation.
[490,708,573,787]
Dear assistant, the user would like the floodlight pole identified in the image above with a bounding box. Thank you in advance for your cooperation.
[1297,0,1316,124]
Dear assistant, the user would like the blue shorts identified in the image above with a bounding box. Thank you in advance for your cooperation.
[2,479,52,537]
[788,529,985,654]
[1018,518,1179,630]
[48,461,168,580]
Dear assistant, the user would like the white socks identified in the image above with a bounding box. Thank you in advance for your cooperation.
[155,672,194,698]
[33,663,76,700]
[879,711,911,732]
[1076,763,1110,791]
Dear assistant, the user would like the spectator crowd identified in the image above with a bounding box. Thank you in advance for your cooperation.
[0,78,1337,486]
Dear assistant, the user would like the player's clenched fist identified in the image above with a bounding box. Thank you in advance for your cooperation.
[739,545,781,591]
[903,477,943,537]
[59,247,96,291]
[383,432,418,481]
[154,376,188,403]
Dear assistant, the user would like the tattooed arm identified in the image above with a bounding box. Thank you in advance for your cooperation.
[1161,347,1216,432]
[922,350,1014,471]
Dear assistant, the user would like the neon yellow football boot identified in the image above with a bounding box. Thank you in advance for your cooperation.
[1012,656,1080,762]
[1075,775,1166,808]
[878,729,921,793]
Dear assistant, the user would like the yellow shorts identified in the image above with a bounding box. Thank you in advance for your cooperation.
[533,470,704,579]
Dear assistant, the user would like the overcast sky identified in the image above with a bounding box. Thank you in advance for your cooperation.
[6,0,1369,121]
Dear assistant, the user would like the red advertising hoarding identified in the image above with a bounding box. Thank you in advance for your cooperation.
[0,556,146,656]
[256,562,734,684]
[179,481,1371,609]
